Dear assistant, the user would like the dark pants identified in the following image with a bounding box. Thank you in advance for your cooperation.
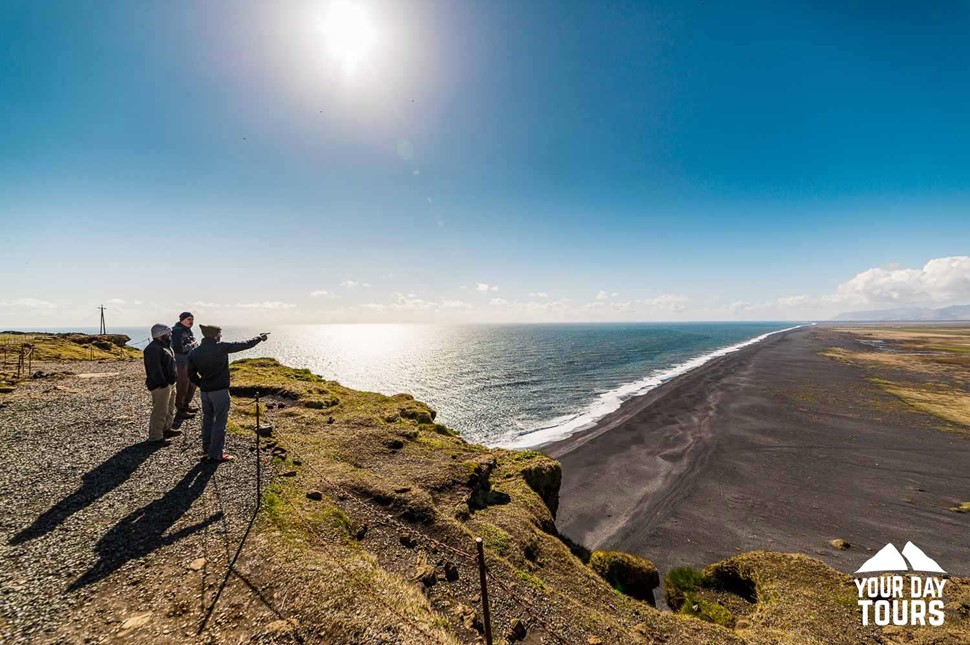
[201,389,230,459]
[175,361,197,412]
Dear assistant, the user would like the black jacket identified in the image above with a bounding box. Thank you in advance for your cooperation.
[143,339,177,391]
[171,322,197,363]
[187,336,263,393]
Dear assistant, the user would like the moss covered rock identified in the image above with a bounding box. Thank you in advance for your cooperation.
[664,566,705,611]
[463,454,497,511]
[520,455,562,518]
[589,550,659,605]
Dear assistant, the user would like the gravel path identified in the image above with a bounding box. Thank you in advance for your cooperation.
[0,360,268,643]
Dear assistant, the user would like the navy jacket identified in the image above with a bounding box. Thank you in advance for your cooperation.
[143,339,177,391]
[187,336,263,392]
[171,322,197,364]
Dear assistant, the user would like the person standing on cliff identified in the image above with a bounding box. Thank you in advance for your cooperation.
[171,311,198,419]
[143,324,183,444]
[187,325,268,464]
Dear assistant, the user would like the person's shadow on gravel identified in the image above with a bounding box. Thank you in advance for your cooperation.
[69,461,222,590]
[9,441,165,546]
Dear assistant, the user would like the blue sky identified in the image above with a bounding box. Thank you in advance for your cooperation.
[2,0,968,326]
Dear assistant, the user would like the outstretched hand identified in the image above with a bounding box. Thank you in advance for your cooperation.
[259,332,270,342]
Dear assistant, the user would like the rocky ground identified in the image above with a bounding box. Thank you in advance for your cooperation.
[0,359,271,643]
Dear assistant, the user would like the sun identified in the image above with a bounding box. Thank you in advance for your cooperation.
[322,1,378,76]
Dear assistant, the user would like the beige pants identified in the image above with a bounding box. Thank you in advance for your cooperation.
[149,385,177,440]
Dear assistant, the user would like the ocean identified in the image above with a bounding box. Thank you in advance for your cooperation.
[45,322,797,447]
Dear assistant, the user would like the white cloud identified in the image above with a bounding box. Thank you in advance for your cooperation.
[595,290,619,301]
[358,293,472,312]
[193,300,296,310]
[440,299,473,310]
[834,256,970,306]
[341,280,371,289]
[236,301,297,310]
[521,298,570,312]
[776,295,812,308]
[488,297,509,306]
[730,255,970,320]
[529,292,549,298]
[0,298,56,309]
[310,290,335,298]
[714,256,970,320]
[476,283,499,293]
[106,298,127,305]
[641,294,689,311]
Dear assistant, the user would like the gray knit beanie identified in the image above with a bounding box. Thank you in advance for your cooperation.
[199,324,222,339]
[151,323,171,339]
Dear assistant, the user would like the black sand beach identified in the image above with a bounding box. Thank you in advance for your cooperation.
[546,326,970,579]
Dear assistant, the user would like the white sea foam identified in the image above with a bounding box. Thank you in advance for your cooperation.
[500,324,808,449]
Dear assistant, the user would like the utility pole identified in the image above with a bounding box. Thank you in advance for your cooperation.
[98,305,106,335]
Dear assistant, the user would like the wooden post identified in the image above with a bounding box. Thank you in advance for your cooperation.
[476,537,493,645]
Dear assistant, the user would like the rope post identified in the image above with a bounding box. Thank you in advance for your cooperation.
[16,345,25,379]
[475,537,493,645]
[255,392,262,511]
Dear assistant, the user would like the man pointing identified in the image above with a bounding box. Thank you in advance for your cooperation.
[187,325,268,464]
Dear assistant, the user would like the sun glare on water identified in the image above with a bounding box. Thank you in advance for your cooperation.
[322,0,379,77]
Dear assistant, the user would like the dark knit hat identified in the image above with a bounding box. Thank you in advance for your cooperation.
[179,311,193,321]
[199,324,222,339]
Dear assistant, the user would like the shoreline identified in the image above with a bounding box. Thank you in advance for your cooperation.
[539,326,804,456]
[546,325,970,578]
[506,323,809,449]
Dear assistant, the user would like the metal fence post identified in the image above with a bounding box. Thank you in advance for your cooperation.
[255,392,261,511]
[476,537,493,645]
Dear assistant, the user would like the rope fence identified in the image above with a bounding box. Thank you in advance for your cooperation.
[0,339,35,380]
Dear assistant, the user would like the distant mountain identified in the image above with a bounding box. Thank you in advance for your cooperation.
[833,304,970,322]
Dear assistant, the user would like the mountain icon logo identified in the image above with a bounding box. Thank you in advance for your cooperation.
[855,542,946,575]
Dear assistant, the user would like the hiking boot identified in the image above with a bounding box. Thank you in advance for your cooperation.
[163,429,182,439]
[207,454,235,464]
[186,405,200,413]
[175,410,196,420]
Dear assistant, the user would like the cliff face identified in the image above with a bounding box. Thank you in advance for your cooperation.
[223,358,969,644]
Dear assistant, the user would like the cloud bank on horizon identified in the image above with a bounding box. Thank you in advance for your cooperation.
[3,256,968,327]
